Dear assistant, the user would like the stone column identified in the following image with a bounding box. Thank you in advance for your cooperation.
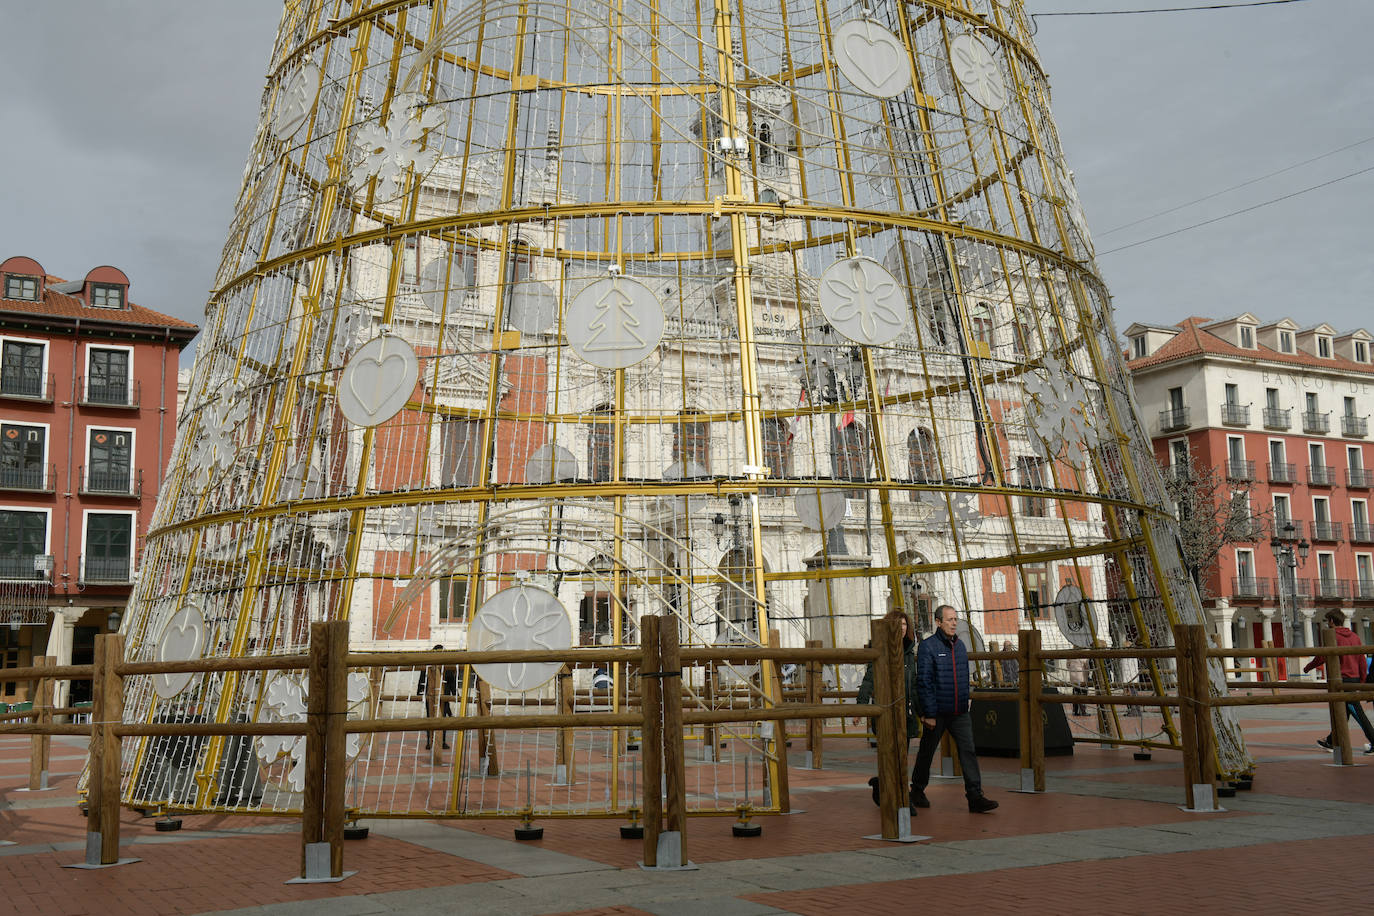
[43,608,77,711]
[1212,601,1235,680]
[803,550,872,693]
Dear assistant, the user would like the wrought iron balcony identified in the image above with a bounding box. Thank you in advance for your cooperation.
[1220,403,1250,426]
[1347,467,1374,488]
[0,554,52,581]
[1310,520,1342,541]
[0,371,54,403]
[1274,576,1313,600]
[0,463,55,493]
[1262,407,1292,430]
[1342,415,1368,438]
[1351,521,1374,543]
[1310,577,1350,600]
[1225,459,1255,482]
[1303,411,1330,434]
[77,376,141,409]
[1356,579,1374,601]
[1159,407,1190,432]
[79,554,133,586]
[1231,576,1269,600]
[1266,461,1297,484]
[78,466,142,498]
[1271,518,1304,541]
[1307,464,1336,487]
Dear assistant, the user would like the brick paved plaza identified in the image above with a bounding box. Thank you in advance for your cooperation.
[2,704,1371,915]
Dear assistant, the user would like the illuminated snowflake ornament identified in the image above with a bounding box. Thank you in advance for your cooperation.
[469,585,573,692]
[918,490,981,531]
[1024,355,1104,467]
[351,92,448,199]
[255,672,371,791]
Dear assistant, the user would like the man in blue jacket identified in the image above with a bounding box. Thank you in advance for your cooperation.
[911,605,998,813]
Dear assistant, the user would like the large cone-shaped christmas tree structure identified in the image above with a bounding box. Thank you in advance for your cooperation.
[115,0,1249,815]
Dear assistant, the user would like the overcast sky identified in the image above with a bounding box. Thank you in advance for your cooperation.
[1,1,1369,351]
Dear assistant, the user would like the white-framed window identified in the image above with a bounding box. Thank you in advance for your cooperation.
[85,343,133,406]
[1239,325,1254,348]
[1349,446,1365,470]
[1317,336,1332,358]
[81,509,136,584]
[84,427,135,494]
[0,336,48,399]
[0,421,49,490]
[1272,493,1291,522]
[1356,554,1374,596]
[90,283,125,309]
[1131,335,1146,359]
[1316,550,1337,587]
[1169,437,1189,471]
[1356,341,1369,363]
[1279,330,1294,353]
[1235,549,1255,588]
[1313,496,1330,523]
[0,506,50,580]
[3,274,39,302]
[1351,498,1368,528]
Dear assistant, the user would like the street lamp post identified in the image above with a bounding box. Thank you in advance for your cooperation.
[1269,520,1310,676]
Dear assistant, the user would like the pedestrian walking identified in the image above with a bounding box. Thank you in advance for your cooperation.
[855,609,921,806]
[1303,611,1374,754]
[910,605,999,814]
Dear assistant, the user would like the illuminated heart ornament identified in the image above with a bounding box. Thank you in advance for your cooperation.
[153,604,206,699]
[833,20,911,99]
[338,334,420,427]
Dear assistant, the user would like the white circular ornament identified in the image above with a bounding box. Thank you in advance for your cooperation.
[948,35,1007,112]
[418,257,462,314]
[469,585,574,692]
[1053,584,1093,648]
[272,59,321,140]
[508,279,558,333]
[819,256,908,346]
[337,334,420,427]
[955,617,987,653]
[565,275,665,369]
[152,604,206,700]
[795,488,848,531]
[832,19,912,99]
[525,444,579,483]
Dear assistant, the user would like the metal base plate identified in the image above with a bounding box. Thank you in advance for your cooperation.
[285,871,357,884]
[65,858,140,870]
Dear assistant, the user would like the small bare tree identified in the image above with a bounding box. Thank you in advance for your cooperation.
[1161,454,1271,600]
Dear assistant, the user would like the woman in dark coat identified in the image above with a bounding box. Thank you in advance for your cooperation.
[855,609,921,804]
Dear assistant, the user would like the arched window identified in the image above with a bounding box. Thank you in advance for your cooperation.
[908,427,936,492]
[971,301,994,349]
[588,404,613,483]
[762,417,792,496]
[830,420,869,498]
[758,121,772,164]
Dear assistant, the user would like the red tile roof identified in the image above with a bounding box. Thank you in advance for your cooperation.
[0,276,197,334]
[1127,316,1374,377]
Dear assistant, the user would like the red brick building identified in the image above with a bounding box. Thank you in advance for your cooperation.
[0,256,196,703]
[1126,314,1374,678]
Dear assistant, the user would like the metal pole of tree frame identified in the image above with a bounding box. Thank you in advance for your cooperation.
[639,616,663,867]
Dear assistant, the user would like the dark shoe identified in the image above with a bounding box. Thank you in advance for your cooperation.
[1316,738,1333,750]
[424,742,432,750]
[910,789,930,809]
[868,776,880,806]
[968,795,999,814]
[908,803,920,817]
[442,742,450,749]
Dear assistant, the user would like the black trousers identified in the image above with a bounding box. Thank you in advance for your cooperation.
[1324,676,1374,744]
[911,712,983,797]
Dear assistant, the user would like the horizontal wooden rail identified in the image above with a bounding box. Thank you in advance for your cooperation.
[970,690,1182,707]
[1,664,93,681]
[347,648,642,666]
[1212,689,1374,708]
[117,654,310,676]
[682,703,882,726]
[1036,647,1176,660]
[1208,645,1371,659]
[114,722,308,738]
[344,711,641,733]
[0,723,88,736]
[679,647,876,664]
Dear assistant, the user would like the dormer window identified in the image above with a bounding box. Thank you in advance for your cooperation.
[1279,330,1294,353]
[1239,325,1254,348]
[3,274,39,302]
[1357,341,1369,363]
[1131,335,1146,359]
[1317,336,1332,358]
[91,283,125,309]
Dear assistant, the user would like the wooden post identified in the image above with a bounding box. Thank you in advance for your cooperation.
[1260,639,1278,683]
[556,664,574,783]
[1322,627,1354,765]
[1184,624,1217,794]
[1017,630,1032,782]
[702,662,717,755]
[301,622,328,879]
[870,618,904,839]
[477,678,498,775]
[85,637,106,859]
[1024,629,1045,791]
[1172,624,1201,808]
[323,620,348,877]
[660,616,687,866]
[639,616,663,867]
[29,656,52,790]
[804,639,822,768]
[98,635,124,865]
[427,664,442,765]
[765,628,791,813]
